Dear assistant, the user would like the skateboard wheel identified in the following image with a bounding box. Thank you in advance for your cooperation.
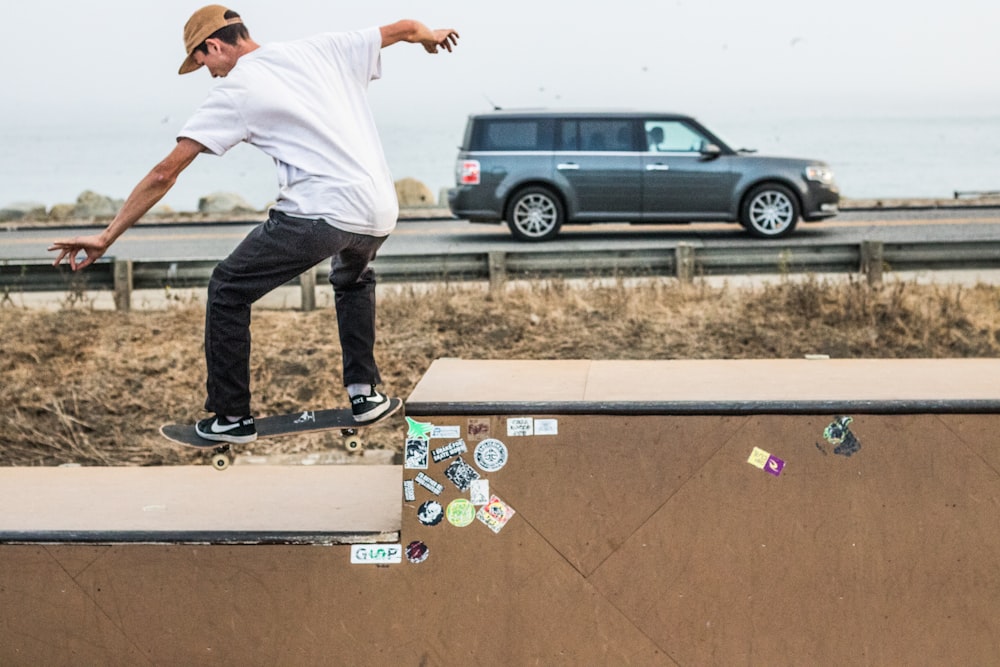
[345,436,363,451]
[211,453,231,470]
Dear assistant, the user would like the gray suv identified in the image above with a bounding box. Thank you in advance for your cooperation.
[448,110,839,241]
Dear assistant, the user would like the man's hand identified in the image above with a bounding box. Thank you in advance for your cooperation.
[421,28,459,54]
[49,233,110,271]
[381,21,459,53]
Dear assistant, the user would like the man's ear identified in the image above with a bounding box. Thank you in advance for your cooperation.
[203,37,223,54]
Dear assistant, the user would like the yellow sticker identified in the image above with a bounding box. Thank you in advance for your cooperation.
[747,447,771,469]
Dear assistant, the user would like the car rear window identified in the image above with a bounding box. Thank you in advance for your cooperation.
[468,119,554,151]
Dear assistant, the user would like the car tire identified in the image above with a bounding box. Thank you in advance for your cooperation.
[506,186,564,242]
[740,183,800,238]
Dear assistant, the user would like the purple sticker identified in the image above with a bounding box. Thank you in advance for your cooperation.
[405,540,428,564]
[765,455,785,477]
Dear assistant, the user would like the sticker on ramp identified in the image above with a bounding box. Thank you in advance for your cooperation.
[351,544,402,565]
[748,446,786,477]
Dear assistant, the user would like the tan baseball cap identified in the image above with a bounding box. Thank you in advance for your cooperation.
[178,5,244,75]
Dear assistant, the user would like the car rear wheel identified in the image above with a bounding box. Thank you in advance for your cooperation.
[506,187,564,242]
[740,183,799,238]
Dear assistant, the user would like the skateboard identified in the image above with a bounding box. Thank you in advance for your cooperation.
[159,398,403,470]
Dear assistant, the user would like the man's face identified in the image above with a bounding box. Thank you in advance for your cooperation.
[193,38,238,78]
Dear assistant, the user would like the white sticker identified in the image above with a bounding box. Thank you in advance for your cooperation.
[507,417,533,437]
[534,419,558,435]
[414,472,444,495]
[474,439,509,472]
[430,425,461,439]
[351,544,402,564]
[470,479,490,505]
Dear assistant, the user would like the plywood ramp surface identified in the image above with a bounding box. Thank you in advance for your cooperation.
[408,358,1000,413]
[0,465,400,542]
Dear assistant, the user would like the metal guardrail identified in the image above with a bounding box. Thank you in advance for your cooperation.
[4,239,1000,311]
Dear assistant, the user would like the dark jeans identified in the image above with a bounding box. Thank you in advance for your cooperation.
[204,210,386,416]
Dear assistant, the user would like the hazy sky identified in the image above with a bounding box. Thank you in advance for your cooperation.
[4,0,999,130]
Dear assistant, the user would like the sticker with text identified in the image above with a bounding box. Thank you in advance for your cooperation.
[467,417,491,441]
[474,438,508,472]
[414,472,443,495]
[431,438,468,464]
[534,418,558,435]
[748,446,785,477]
[430,425,461,439]
[351,544,402,565]
[507,417,533,437]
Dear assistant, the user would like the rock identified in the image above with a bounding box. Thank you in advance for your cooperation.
[48,203,76,222]
[0,201,47,222]
[197,192,256,215]
[73,190,123,219]
[394,178,435,207]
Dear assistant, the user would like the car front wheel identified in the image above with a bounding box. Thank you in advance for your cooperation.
[506,187,564,242]
[740,184,800,238]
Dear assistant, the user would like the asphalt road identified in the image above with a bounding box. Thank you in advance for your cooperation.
[4,207,1000,262]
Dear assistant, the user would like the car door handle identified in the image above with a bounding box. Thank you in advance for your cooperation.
[556,162,580,170]
[645,164,670,171]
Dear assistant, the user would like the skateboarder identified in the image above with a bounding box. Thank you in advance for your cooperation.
[49,5,459,443]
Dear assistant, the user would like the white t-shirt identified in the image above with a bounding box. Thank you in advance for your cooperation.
[178,27,398,236]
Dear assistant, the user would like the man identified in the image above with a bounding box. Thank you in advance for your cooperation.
[49,5,459,444]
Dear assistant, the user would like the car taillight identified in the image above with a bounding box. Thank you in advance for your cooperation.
[458,160,481,185]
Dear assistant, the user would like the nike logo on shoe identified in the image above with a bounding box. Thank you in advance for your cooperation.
[209,419,244,434]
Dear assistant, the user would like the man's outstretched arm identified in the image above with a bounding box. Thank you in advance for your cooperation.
[49,138,204,271]
[380,20,459,53]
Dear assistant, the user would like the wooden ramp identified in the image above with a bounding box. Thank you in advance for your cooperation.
[2,358,999,665]
[0,465,400,544]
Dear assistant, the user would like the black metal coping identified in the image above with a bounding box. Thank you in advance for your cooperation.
[0,530,399,546]
[405,399,1000,417]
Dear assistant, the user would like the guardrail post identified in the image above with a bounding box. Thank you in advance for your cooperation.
[675,243,695,283]
[488,251,507,292]
[300,268,317,312]
[113,259,133,312]
[860,240,884,286]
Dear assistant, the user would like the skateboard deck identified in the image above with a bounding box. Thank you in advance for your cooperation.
[160,398,403,470]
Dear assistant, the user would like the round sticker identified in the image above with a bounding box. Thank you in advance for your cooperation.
[417,500,444,526]
[405,540,428,564]
[474,438,508,472]
[446,498,476,527]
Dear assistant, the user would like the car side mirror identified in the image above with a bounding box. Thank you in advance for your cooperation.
[700,143,722,160]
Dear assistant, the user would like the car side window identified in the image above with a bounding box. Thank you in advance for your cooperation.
[574,120,636,152]
[471,120,553,151]
[645,120,708,153]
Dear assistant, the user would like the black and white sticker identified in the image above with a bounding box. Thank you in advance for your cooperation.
[431,438,468,463]
[417,500,444,526]
[414,472,444,495]
[444,457,480,491]
[474,438,509,472]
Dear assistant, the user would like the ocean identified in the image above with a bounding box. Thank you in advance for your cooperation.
[2,113,999,213]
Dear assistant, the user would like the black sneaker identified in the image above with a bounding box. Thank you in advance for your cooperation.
[195,415,257,444]
[350,386,393,423]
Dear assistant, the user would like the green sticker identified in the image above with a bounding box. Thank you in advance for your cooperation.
[446,498,476,527]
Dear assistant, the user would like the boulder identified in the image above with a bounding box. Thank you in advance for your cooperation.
[73,190,123,219]
[394,178,435,207]
[48,203,77,222]
[0,201,47,222]
[197,191,256,215]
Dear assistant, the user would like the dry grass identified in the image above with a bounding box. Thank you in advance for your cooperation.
[3,276,999,466]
